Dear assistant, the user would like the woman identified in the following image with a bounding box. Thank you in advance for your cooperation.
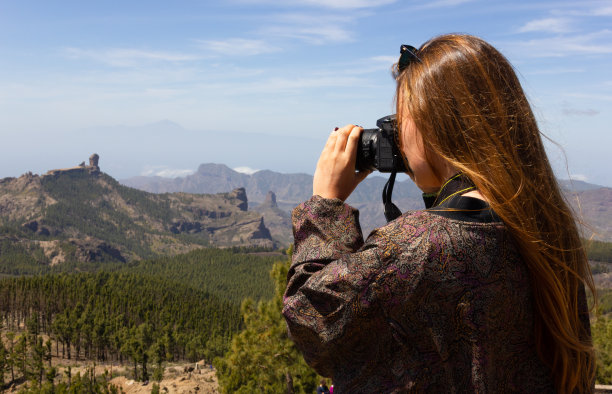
[282,34,594,393]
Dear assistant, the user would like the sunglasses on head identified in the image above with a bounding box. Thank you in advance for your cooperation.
[398,44,422,72]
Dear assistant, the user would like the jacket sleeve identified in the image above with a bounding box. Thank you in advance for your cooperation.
[282,195,424,377]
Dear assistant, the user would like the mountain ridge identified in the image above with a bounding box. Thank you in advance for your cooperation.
[121,163,612,242]
[0,159,278,270]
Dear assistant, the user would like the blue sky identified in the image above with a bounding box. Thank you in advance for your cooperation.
[1,0,611,186]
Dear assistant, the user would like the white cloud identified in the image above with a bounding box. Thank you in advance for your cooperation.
[234,166,260,174]
[367,55,398,71]
[525,67,585,75]
[591,5,612,16]
[563,92,612,101]
[518,17,574,34]
[141,166,195,178]
[256,12,356,44]
[197,38,280,56]
[235,0,396,9]
[504,29,612,57]
[297,0,396,9]
[408,0,477,10]
[262,24,353,44]
[144,88,187,98]
[65,47,199,67]
[569,174,589,182]
[197,74,370,96]
[562,108,600,116]
[370,55,397,64]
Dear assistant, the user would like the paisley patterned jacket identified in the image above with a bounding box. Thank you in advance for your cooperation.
[283,194,556,393]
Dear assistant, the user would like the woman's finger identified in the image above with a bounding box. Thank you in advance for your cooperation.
[344,126,362,162]
[322,128,341,157]
[333,124,355,152]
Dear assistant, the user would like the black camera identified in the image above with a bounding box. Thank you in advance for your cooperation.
[355,115,407,173]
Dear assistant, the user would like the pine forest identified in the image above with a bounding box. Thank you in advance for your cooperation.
[2,168,612,392]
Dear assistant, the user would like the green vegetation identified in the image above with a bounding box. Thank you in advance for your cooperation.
[594,317,612,384]
[41,172,182,259]
[215,252,319,393]
[0,271,239,391]
[585,239,612,263]
[0,332,120,393]
[0,239,50,275]
[0,246,287,391]
[120,248,278,304]
[4,168,612,390]
[1,246,279,303]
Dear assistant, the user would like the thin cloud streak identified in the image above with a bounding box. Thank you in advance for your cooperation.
[504,29,612,57]
[562,108,600,116]
[592,5,612,16]
[564,92,612,101]
[255,11,359,44]
[196,38,280,56]
[525,67,585,75]
[195,74,371,96]
[299,0,396,8]
[518,17,575,33]
[408,0,477,10]
[234,0,396,9]
[64,48,200,67]
[261,25,353,44]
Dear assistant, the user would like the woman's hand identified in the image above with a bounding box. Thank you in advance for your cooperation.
[313,125,371,201]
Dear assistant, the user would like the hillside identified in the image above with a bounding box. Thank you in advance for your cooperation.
[0,158,276,271]
[0,245,289,392]
[122,163,424,236]
[122,163,612,242]
[566,187,612,241]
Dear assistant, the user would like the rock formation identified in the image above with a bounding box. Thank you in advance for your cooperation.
[89,153,100,171]
[250,217,273,241]
[261,191,278,208]
[45,153,101,176]
[1,163,277,264]
[230,188,248,211]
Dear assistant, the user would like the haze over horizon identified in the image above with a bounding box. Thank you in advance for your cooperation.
[1,1,611,186]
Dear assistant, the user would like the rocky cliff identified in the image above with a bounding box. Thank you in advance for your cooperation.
[0,157,275,267]
[122,163,612,243]
[252,191,293,247]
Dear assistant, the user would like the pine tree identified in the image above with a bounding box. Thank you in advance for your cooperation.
[137,323,153,382]
[29,336,46,386]
[5,331,16,384]
[14,334,28,382]
[593,316,612,384]
[0,335,7,392]
[215,251,319,393]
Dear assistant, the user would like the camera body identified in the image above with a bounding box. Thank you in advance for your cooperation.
[355,115,407,173]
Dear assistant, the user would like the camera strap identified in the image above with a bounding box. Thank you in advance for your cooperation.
[383,170,402,222]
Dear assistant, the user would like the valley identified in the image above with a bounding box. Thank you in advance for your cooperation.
[2,158,612,392]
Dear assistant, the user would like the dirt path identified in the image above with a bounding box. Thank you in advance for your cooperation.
[4,360,219,394]
[109,363,219,394]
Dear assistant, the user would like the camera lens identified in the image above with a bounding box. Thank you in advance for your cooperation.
[356,129,379,172]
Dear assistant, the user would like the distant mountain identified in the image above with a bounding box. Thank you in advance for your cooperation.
[122,163,612,243]
[559,179,605,192]
[252,191,293,247]
[565,187,612,242]
[1,120,323,180]
[121,163,424,235]
[0,160,277,269]
[123,163,315,212]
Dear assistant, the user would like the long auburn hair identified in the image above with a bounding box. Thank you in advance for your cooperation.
[395,34,595,392]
